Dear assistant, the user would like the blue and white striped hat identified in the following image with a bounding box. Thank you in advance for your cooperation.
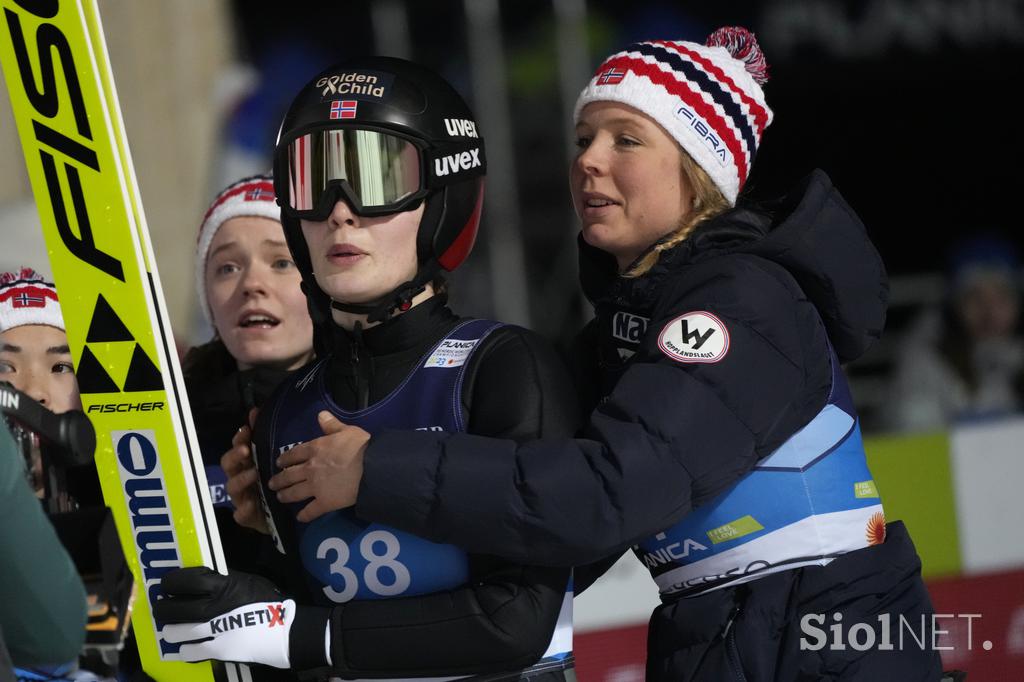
[574,27,773,205]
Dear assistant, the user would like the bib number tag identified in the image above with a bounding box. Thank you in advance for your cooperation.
[300,514,470,601]
[316,530,412,602]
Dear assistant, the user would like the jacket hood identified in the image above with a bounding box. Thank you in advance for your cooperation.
[579,169,888,363]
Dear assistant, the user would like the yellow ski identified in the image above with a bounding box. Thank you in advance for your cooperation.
[0,1,247,679]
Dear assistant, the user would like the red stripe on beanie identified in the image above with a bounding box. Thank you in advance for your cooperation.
[0,285,59,304]
[602,54,750,186]
[652,40,771,134]
[199,180,276,233]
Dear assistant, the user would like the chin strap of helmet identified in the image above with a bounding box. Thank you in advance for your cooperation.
[328,261,438,324]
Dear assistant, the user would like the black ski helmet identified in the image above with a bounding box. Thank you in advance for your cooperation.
[272,56,486,330]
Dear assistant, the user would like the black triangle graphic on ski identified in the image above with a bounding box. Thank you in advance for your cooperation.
[86,294,134,343]
[122,344,163,392]
[76,346,121,394]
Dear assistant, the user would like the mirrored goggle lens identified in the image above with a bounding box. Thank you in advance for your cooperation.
[286,129,421,214]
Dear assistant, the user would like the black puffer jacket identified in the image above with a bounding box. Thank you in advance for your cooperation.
[183,340,290,574]
[359,170,882,560]
[358,171,942,680]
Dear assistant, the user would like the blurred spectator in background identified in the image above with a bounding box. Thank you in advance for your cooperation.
[212,39,329,190]
[890,233,1023,431]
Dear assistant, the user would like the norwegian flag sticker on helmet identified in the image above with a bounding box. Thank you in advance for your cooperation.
[330,100,358,120]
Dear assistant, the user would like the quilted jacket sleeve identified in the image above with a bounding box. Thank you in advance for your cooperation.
[359,255,832,565]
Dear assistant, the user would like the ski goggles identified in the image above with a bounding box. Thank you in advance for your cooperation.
[278,127,426,219]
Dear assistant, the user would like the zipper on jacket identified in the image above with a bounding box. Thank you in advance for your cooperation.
[350,321,371,409]
[723,600,748,682]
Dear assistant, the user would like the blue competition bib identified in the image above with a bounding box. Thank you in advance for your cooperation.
[263,319,502,604]
[256,318,575,680]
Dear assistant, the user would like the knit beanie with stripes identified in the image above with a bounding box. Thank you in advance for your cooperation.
[0,267,63,332]
[573,26,773,206]
[195,173,280,325]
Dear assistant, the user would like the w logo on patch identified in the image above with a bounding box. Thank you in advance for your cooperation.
[678,319,716,350]
[657,311,730,364]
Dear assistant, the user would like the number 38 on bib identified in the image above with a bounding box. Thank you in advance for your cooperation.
[298,514,470,602]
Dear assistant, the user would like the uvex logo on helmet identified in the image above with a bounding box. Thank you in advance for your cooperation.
[444,118,479,138]
[433,149,482,177]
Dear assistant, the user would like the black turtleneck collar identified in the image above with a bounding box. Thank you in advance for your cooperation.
[327,294,458,358]
[324,294,462,410]
[577,233,697,312]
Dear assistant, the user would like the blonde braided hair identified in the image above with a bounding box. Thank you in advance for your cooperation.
[623,151,731,278]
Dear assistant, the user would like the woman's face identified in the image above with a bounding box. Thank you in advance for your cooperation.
[571,101,695,271]
[957,273,1020,341]
[0,324,81,413]
[206,216,314,371]
[300,199,423,305]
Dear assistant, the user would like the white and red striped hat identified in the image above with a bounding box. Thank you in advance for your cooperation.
[0,267,63,333]
[195,173,281,324]
[573,26,773,205]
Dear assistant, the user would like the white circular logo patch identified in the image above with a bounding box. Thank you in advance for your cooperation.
[657,311,729,364]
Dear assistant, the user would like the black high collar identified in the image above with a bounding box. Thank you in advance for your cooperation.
[326,294,458,360]
[577,206,771,311]
[322,294,462,410]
